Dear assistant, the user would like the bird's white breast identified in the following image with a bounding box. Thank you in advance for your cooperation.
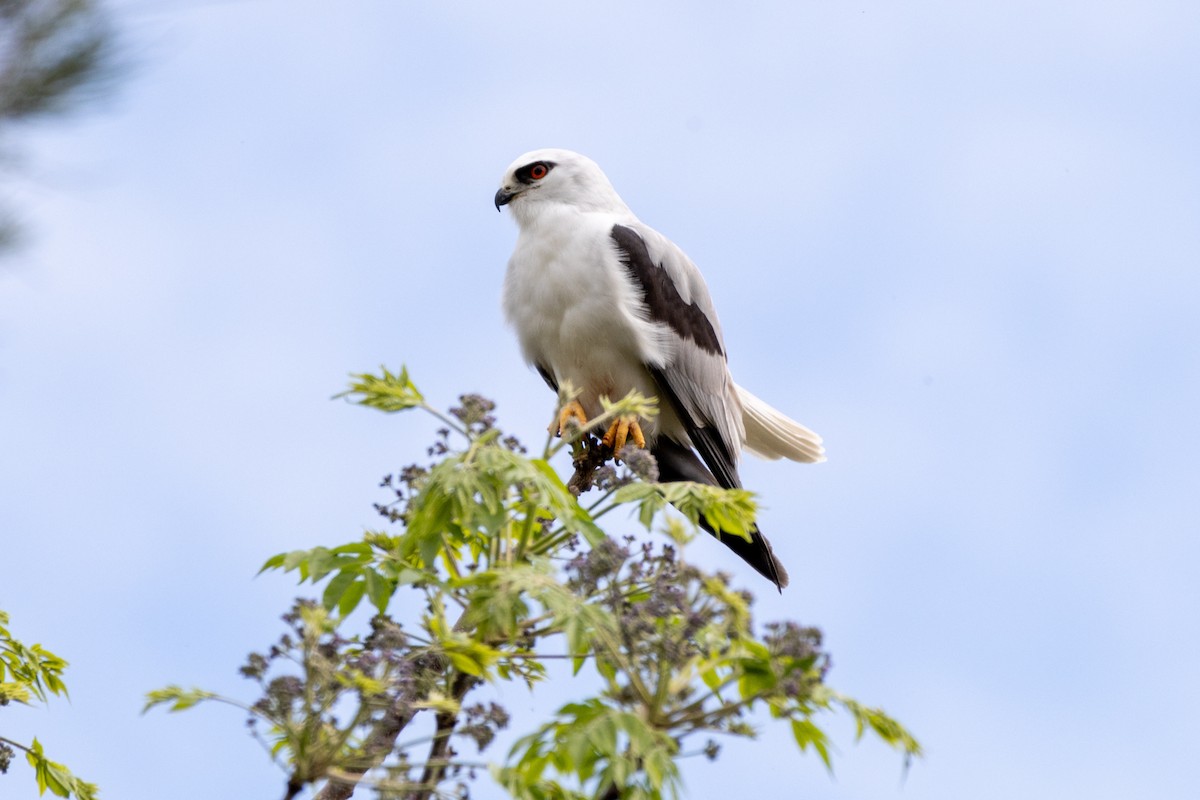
[502,208,669,427]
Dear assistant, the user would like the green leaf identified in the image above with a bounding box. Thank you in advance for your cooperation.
[281,549,309,573]
[257,552,286,574]
[834,693,923,757]
[363,568,394,613]
[791,718,833,772]
[737,664,776,699]
[446,651,484,677]
[331,541,374,557]
[23,737,99,799]
[321,568,361,612]
[305,547,334,582]
[611,482,658,505]
[142,685,216,714]
[336,577,367,617]
[337,365,425,413]
[0,680,32,703]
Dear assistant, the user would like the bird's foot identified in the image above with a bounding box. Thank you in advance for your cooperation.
[552,400,589,437]
[601,416,646,454]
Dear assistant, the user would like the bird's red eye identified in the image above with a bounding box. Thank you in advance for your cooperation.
[530,163,548,180]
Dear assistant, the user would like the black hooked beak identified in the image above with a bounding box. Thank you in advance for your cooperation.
[494,187,516,211]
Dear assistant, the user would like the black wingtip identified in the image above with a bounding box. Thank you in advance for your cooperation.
[652,438,790,591]
[712,524,789,591]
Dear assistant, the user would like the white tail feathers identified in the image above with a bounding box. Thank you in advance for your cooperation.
[736,385,826,463]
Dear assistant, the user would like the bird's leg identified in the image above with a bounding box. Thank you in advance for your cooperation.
[601,416,646,454]
[552,400,589,437]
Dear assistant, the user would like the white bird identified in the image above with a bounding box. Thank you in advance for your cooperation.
[495,148,824,590]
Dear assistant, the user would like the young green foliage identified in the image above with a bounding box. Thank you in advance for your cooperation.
[148,367,921,799]
[0,611,99,799]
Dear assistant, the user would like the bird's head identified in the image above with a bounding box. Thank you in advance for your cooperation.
[495,148,630,224]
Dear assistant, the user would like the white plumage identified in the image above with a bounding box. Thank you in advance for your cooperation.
[495,148,823,589]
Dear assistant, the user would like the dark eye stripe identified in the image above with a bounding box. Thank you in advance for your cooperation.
[515,160,556,185]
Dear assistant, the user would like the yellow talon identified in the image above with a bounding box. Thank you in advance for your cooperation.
[553,400,589,437]
[601,417,646,453]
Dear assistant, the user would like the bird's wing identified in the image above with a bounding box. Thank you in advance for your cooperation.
[609,223,745,489]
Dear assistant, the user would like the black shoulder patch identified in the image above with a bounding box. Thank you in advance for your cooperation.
[610,225,724,357]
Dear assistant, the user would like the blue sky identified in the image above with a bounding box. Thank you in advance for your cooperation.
[2,1,1198,797]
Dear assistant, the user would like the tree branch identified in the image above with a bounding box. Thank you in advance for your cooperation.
[567,436,612,496]
[313,610,477,800]
[404,670,479,800]
[310,653,435,800]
